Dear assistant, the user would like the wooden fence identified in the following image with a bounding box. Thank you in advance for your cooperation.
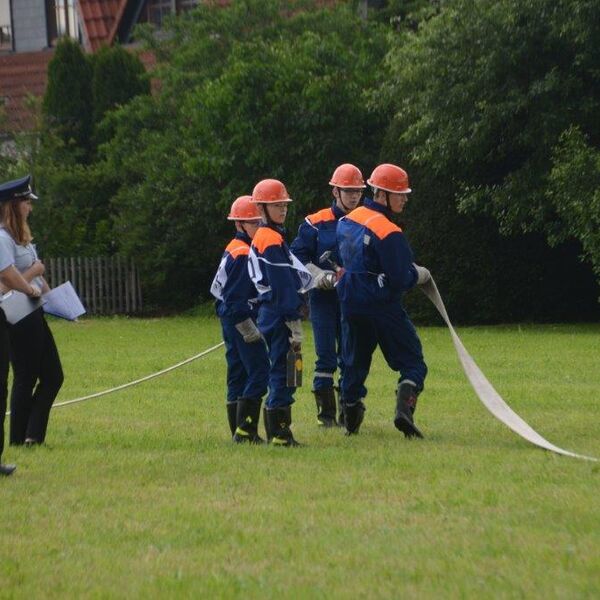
[45,256,143,315]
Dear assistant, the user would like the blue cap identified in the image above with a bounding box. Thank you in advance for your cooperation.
[0,175,38,202]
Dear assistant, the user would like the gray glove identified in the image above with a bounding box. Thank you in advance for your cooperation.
[235,318,262,343]
[285,319,303,348]
[306,263,337,291]
[413,263,432,285]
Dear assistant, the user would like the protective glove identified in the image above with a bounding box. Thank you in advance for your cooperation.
[235,318,262,343]
[285,319,303,350]
[413,263,432,285]
[306,263,337,290]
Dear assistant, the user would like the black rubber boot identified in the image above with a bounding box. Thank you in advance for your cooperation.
[233,398,265,444]
[266,406,301,447]
[263,407,272,441]
[226,401,237,437]
[0,463,16,476]
[313,388,337,427]
[394,381,424,439]
[344,401,365,435]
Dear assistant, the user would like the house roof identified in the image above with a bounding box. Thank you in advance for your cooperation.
[77,0,128,52]
[0,50,54,133]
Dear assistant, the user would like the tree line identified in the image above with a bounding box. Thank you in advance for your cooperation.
[1,0,598,322]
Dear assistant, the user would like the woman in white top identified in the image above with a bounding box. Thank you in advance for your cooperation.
[0,178,63,447]
[0,175,44,474]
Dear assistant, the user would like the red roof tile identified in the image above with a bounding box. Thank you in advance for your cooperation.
[0,50,54,133]
[78,0,127,52]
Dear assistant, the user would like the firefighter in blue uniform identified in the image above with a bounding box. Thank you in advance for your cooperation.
[336,163,431,437]
[248,179,312,447]
[291,164,365,427]
[210,196,269,443]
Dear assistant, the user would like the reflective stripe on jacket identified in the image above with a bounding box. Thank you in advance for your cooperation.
[249,225,305,321]
[211,232,258,321]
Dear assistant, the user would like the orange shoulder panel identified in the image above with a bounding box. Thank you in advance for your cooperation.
[347,206,402,239]
[251,227,283,254]
[225,239,250,259]
[307,207,335,225]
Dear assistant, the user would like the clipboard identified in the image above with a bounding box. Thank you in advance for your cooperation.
[0,290,45,325]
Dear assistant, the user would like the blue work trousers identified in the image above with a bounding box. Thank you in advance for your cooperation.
[340,305,427,405]
[257,309,296,409]
[309,290,344,391]
[221,317,269,402]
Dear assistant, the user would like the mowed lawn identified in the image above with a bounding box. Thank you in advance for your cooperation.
[1,316,598,598]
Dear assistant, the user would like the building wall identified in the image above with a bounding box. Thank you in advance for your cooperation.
[12,0,47,52]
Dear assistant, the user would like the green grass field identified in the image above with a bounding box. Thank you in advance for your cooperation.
[1,316,599,598]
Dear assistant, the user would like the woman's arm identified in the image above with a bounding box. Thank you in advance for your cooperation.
[21,259,45,283]
[0,265,42,297]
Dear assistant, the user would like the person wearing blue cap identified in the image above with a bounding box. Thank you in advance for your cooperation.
[0,176,44,475]
[0,175,64,451]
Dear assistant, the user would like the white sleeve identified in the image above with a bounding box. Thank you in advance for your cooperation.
[0,235,15,272]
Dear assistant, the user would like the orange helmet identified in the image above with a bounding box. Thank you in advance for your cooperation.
[227,195,262,221]
[329,163,366,189]
[251,179,292,203]
[367,163,411,194]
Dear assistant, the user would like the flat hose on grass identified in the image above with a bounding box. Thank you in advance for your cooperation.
[5,342,225,414]
[420,277,598,462]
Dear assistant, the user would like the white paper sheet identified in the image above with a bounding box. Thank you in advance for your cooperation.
[42,281,86,321]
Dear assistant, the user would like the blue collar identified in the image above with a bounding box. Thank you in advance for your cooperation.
[363,197,392,218]
[331,201,346,220]
[260,223,286,236]
[235,231,252,245]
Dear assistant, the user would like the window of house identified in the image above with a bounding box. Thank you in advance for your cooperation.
[0,0,12,52]
[139,0,199,28]
[46,0,80,46]
[177,0,199,13]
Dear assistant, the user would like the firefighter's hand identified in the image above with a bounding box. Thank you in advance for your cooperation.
[413,264,431,285]
[306,263,336,290]
[316,270,336,290]
[235,318,262,343]
[285,319,303,347]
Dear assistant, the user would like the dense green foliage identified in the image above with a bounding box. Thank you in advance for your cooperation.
[91,45,151,126]
[24,43,150,258]
[102,0,388,307]
[1,0,598,319]
[1,317,599,595]
[547,127,600,281]
[42,38,93,158]
[380,0,600,293]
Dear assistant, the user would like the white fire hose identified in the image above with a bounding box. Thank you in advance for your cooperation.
[420,277,598,462]
[5,341,225,414]
[3,282,596,462]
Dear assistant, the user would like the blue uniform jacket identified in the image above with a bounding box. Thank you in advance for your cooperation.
[336,198,419,314]
[290,202,345,270]
[211,232,258,322]
[249,224,304,322]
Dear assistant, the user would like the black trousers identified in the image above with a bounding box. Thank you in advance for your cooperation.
[0,310,9,460]
[9,308,64,445]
